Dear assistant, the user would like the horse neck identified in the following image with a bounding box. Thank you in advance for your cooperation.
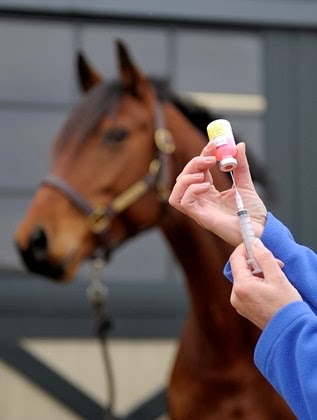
[160,102,240,335]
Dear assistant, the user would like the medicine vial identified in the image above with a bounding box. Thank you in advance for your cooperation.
[206,119,238,172]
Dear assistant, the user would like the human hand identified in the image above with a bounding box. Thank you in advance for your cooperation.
[168,142,267,246]
[230,238,303,330]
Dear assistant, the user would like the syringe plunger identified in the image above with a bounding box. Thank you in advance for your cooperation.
[237,209,262,275]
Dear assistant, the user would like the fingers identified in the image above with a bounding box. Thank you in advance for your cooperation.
[179,182,211,209]
[230,243,252,279]
[202,141,256,194]
[250,238,284,279]
[230,240,284,280]
[200,141,216,158]
[169,155,216,209]
[169,174,198,210]
[176,155,216,181]
[230,238,302,330]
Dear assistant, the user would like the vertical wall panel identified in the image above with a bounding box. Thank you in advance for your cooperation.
[0,109,68,188]
[297,32,317,249]
[264,31,300,233]
[265,30,317,251]
[0,20,75,103]
[174,29,264,94]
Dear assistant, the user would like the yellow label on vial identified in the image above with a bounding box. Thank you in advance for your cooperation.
[207,121,227,141]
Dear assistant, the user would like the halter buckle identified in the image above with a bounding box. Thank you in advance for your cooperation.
[154,128,175,154]
[88,207,110,234]
[149,159,161,176]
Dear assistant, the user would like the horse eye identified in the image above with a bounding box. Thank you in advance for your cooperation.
[103,127,128,144]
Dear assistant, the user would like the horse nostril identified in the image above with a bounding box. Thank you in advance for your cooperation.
[29,226,49,260]
[16,225,65,280]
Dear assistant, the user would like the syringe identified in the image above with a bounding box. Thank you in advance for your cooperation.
[230,171,262,275]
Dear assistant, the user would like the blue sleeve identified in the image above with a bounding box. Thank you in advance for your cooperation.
[224,213,317,418]
[224,212,317,313]
[254,301,317,419]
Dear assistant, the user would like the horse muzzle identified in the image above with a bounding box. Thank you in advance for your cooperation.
[15,226,66,281]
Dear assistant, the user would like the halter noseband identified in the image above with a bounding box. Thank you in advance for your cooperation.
[42,103,175,260]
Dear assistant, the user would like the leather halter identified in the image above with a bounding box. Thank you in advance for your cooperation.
[42,103,175,260]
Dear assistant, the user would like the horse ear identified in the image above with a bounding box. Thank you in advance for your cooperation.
[116,40,152,98]
[76,51,103,93]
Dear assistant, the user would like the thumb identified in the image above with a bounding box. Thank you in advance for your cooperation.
[251,238,282,279]
[233,143,256,192]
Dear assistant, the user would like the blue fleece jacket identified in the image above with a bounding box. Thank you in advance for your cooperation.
[224,212,317,419]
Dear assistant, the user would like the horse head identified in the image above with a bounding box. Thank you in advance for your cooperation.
[15,41,175,281]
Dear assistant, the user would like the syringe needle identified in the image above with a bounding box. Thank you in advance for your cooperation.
[230,171,262,275]
[230,171,244,211]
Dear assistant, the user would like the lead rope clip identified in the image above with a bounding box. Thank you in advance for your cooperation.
[86,256,108,307]
[86,256,115,420]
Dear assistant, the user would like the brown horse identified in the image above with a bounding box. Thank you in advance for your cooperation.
[15,41,293,419]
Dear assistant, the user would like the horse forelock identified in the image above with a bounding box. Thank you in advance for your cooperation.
[53,81,123,157]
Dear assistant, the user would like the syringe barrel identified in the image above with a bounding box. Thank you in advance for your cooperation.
[237,209,262,275]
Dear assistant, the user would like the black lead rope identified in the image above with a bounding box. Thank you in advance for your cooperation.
[86,256,115,420]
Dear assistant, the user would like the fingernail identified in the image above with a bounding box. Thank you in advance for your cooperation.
[252,238,262,248]
[203,156,214,162]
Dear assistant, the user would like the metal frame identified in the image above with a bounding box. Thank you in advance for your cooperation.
[1,1,317,30]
